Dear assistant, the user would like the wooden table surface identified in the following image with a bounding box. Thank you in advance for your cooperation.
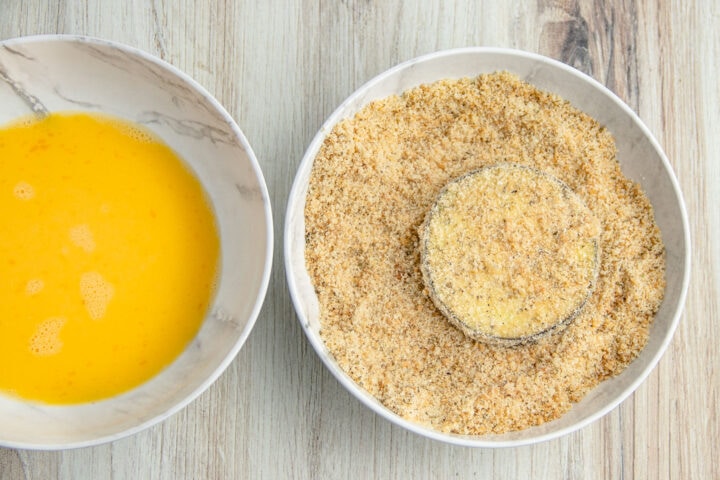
[0,1,717,478]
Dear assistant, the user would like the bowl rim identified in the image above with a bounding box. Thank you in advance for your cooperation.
[0,34,274,450]
[284,46,691,448]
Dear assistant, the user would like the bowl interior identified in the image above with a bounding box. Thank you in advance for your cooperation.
[285,48,690,447]
[0,36,272,448]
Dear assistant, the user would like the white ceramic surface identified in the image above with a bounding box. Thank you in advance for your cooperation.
[285,47,691,447]
[0,35,273,449]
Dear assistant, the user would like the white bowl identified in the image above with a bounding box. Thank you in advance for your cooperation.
[285,47,690,447]
[0,35,273,449]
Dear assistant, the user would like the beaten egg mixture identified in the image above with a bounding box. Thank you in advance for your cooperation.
[0,112,219,404]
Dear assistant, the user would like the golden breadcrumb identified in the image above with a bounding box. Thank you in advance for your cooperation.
[304,72,666,435]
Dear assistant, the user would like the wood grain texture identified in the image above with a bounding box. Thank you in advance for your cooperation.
[0,0,717,478]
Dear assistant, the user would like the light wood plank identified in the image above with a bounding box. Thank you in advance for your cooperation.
[0,0,718,478]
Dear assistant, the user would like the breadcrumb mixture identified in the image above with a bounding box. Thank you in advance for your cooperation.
[304,72,666,435]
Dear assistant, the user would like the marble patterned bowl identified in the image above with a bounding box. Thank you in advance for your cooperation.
[285,47,691,447]
[0,35,272,449]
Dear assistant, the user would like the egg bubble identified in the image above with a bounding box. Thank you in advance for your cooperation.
[29,317,66,356]
[69,224,96,253]
[111,120,156,144]
[25,278,45,296]
[80,271,115,320]
[13,181,35,200]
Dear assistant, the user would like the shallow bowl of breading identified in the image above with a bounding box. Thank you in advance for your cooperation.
[285,47,690,447]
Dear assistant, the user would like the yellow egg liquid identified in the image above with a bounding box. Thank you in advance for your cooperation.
[0,112,219,404]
